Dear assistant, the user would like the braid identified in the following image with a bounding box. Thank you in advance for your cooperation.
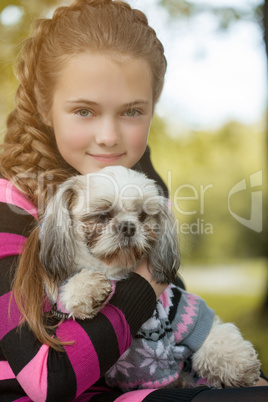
[0,0,166,207]
[1,18,76,205]
[72,0,111,6]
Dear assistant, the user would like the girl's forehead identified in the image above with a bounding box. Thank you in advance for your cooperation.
[53,52,154,108]
[59,52,152,82]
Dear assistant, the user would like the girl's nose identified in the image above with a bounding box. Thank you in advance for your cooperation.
[95,117,120,147]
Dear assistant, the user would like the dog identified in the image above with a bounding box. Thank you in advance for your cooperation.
[40,166,179,319]
[39,166,261,389]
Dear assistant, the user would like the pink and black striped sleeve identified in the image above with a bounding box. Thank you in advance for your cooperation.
[0,178,157,401]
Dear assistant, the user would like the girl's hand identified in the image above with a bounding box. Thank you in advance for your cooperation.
[255,378,268,386]
[134,259,168,299]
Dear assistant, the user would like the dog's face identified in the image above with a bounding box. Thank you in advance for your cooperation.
[70,166,165,269]
[40,166,180,283]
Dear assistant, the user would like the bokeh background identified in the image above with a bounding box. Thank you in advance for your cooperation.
[1,0,267,374]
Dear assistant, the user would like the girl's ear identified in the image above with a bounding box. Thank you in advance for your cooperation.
[39,178,79,283]
[148,199,180,284]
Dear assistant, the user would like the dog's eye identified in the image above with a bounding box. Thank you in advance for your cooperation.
[96,212,112,223]
[139,211,147,222]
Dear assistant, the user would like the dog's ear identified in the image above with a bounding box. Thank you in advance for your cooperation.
[148,199,180,284]
[39,177,79,284]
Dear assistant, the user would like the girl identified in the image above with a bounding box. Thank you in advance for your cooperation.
[0,0,267,401]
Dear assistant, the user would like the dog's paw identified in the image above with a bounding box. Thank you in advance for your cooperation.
[59,269,112,320]
[192,318,261,388]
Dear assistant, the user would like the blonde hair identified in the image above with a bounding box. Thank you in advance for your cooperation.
[1,0,167,204]
[1,0,167,349]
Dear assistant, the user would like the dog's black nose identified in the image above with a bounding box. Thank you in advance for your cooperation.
[118,221,136,237]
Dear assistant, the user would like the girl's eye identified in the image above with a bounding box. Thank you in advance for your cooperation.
[124,109,141,118]
[75,109,93,118]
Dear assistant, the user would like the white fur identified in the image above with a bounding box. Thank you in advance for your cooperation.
[60,269,112,319]
[191,316,261,388]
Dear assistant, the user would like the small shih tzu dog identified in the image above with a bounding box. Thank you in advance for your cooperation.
[38,166,260,389]
[40,166,179,319]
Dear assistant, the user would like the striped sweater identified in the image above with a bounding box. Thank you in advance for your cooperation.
[0,177,209,402]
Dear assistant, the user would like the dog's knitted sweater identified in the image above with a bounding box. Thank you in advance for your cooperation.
[105,284,215,391]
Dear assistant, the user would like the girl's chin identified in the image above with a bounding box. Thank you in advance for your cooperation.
[74,155,140,175]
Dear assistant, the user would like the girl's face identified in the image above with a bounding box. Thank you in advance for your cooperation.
[46,53,154,174]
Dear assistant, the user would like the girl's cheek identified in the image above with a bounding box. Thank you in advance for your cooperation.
[130,129,149,150]
[62,128,90,148]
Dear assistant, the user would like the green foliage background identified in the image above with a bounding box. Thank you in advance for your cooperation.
[148,116,267,265]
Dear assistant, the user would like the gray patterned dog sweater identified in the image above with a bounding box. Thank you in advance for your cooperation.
[105,283,215,391]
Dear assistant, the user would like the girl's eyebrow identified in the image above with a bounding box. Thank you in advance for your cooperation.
[122,100,150,108]
[66,99,150,107]
[66,99,98,105]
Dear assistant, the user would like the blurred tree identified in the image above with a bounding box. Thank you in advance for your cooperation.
[156,0,266,155]
[261,0,268,313]
[158,0,263,28]
[157,0,268,314]
[0,0,61,138]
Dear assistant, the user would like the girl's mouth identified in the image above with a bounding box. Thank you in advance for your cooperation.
[88,153,125,163]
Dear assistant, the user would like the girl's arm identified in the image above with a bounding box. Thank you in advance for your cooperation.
[0,180,157,401]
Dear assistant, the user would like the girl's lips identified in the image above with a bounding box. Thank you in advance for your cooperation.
[88,153,125,163]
